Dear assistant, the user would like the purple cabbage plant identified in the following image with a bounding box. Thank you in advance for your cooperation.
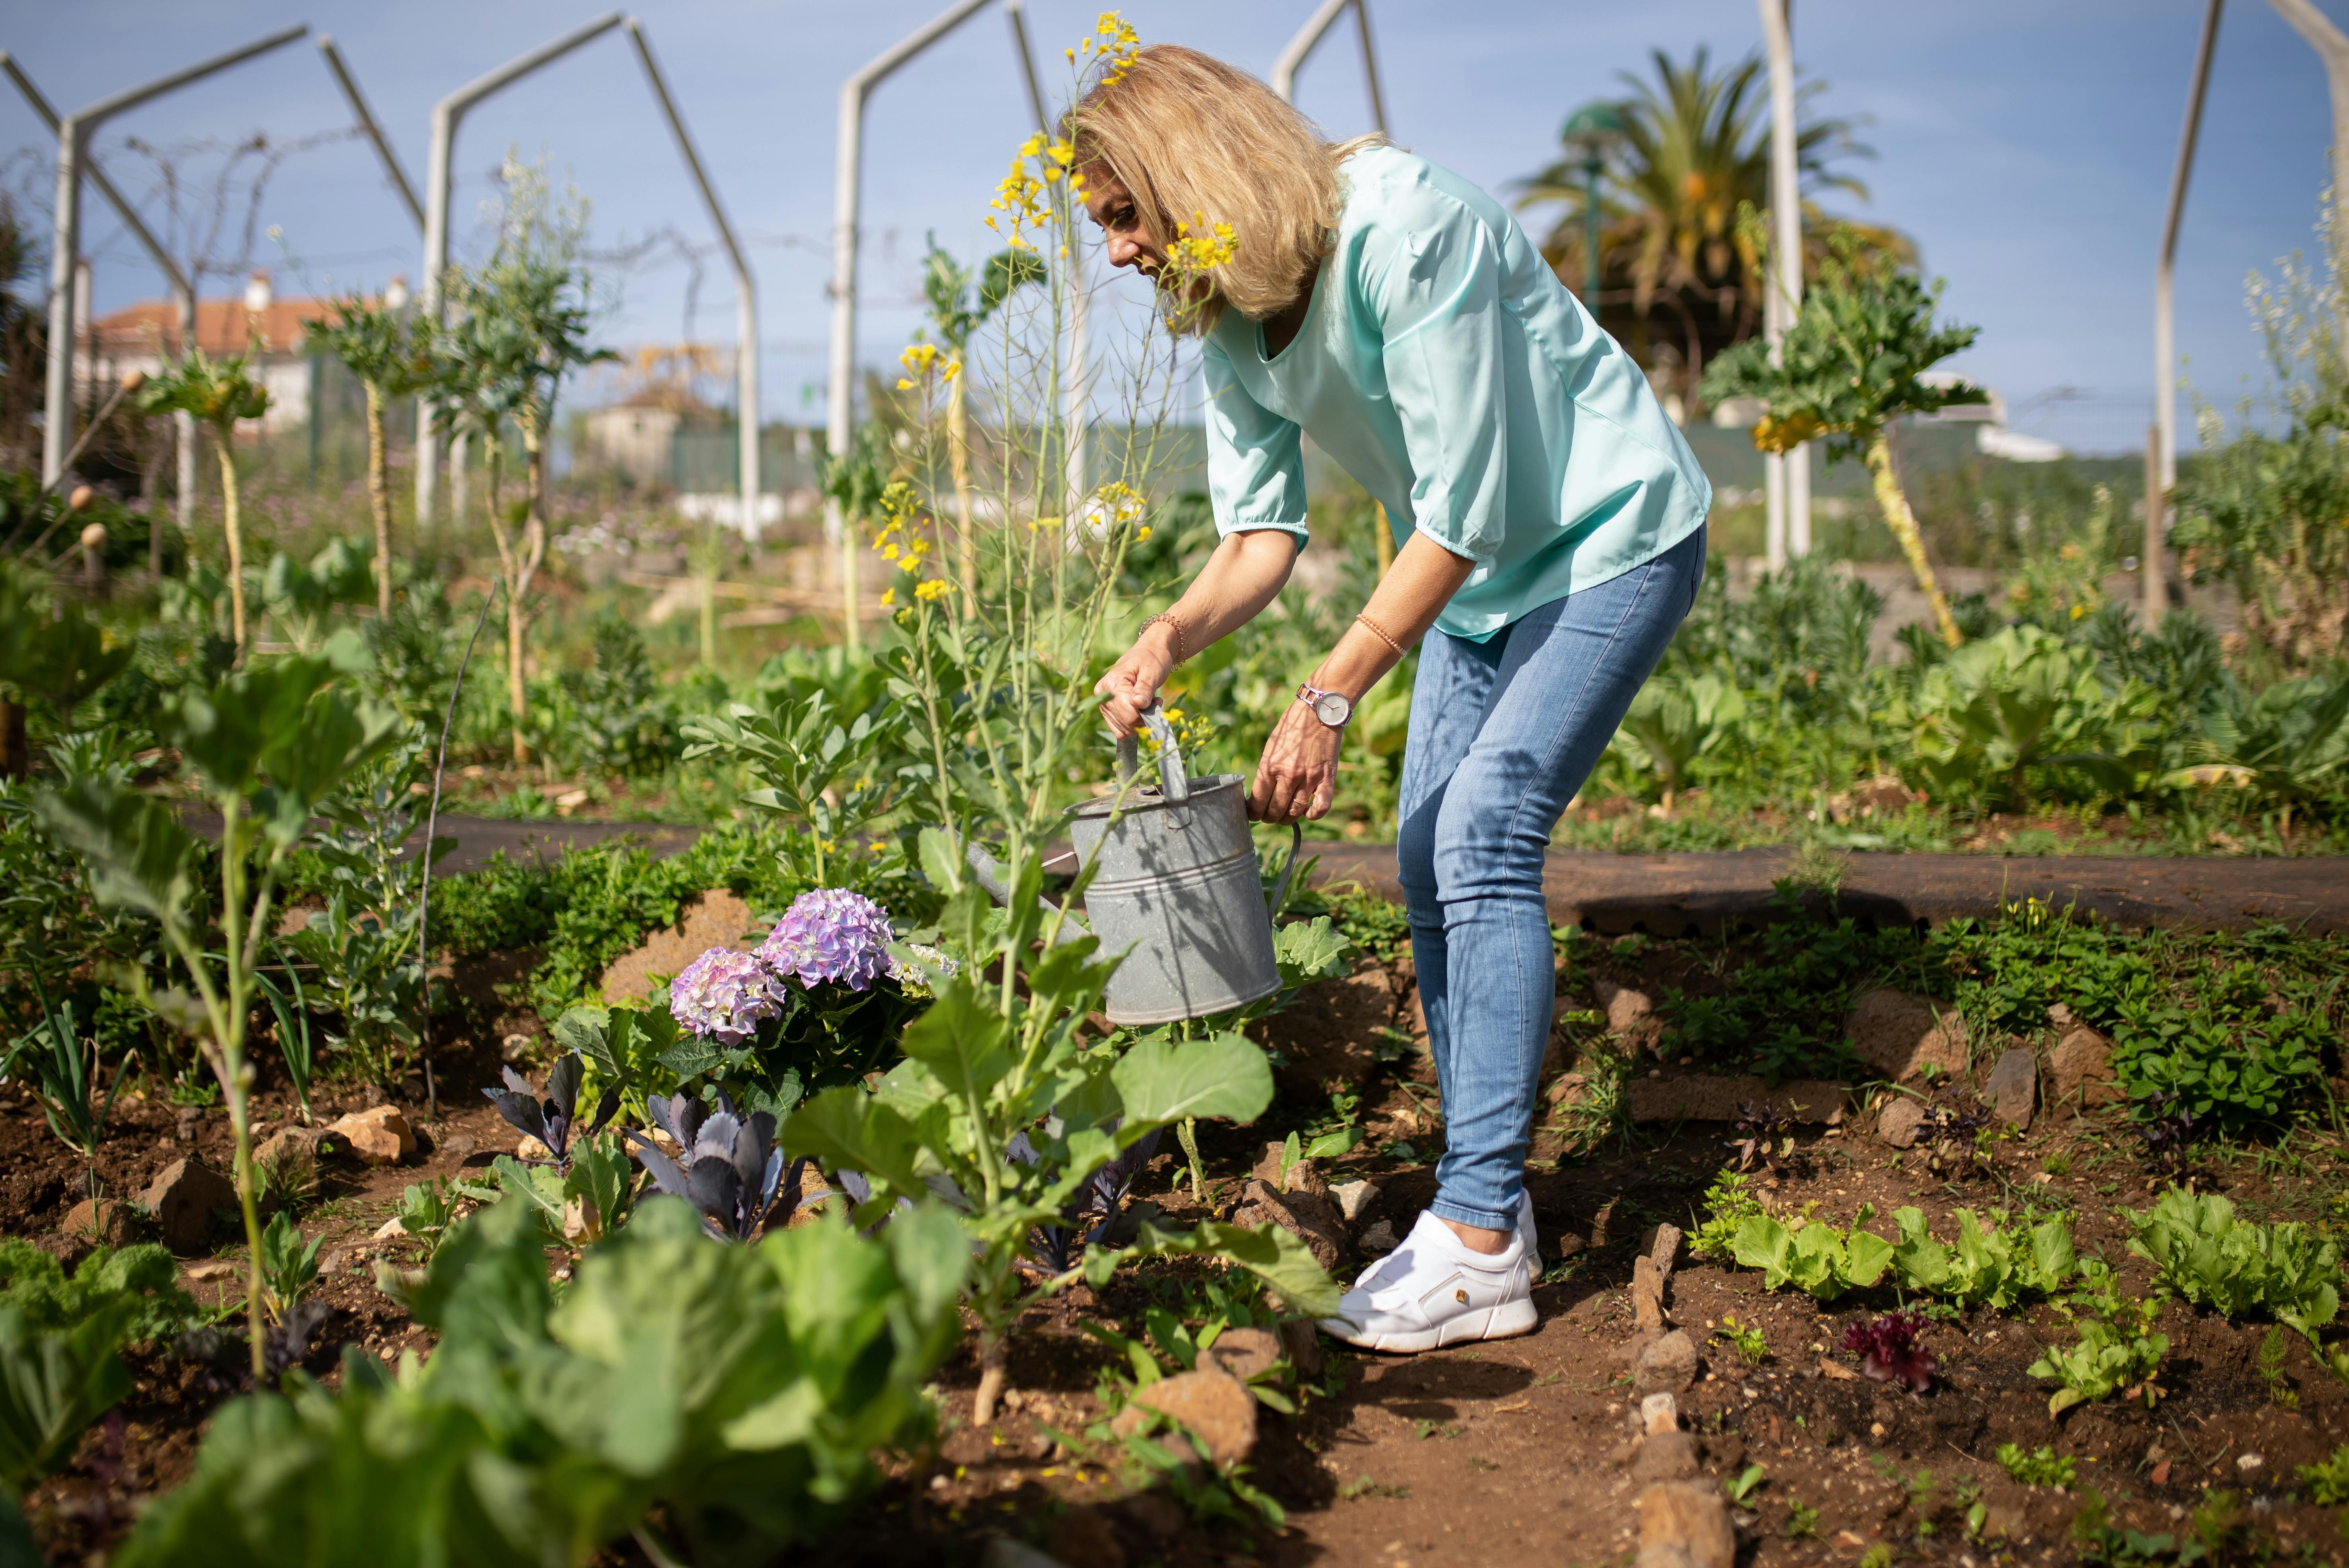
[758,888,894,991]
[483,1053,619,1175]
[1842,1309,1937,1392]
[625,1090,789,1242]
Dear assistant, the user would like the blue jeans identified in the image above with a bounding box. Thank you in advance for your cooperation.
[1396,525,1706,1232]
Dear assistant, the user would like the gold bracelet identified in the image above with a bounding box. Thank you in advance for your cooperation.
[1142,610,1188,666]
[1354,612,1407,657]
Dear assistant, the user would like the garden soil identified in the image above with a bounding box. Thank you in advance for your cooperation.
[10,937,2349,1566]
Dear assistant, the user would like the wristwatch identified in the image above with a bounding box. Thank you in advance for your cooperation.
[1297,682,1354,728]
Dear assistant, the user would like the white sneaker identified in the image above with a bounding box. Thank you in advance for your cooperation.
[1318,1209,1539,1353]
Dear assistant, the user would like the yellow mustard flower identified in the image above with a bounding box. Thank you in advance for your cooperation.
[914,578,951,602]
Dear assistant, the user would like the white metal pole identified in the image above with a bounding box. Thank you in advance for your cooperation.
[1760,0,1808,560]
[415,12,625,537]
[317,37,424,232]
[1351,0,1390,137]
[826,0,999,556]
[37,24,308,487]
[2271,0,2349,217]
[625,19,760,541]
[1,53,199,535]
[2151,0,2224,629]
[1003,1,1090,512]
[1271,0,1352,101]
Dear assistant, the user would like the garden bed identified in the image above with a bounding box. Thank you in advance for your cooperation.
[13,892,2349,1566]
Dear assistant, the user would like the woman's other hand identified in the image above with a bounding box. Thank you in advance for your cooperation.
[1095,621,1179,738]
[1250,698,1341,822]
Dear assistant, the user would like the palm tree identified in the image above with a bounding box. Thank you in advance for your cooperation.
[1518,48,1901,412]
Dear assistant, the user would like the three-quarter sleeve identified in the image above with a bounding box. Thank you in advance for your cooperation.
[1374,196,1508,564]
[1201,336,1309,547]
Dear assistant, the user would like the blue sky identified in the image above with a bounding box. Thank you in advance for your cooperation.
[3,0,2335,455]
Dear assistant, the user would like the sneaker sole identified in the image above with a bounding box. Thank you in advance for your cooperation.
[1318,1294,1540,1355]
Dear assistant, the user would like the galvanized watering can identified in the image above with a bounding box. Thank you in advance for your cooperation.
[965,700,1300,1026]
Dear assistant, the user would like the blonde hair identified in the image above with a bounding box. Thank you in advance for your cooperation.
[1070,44,1382,332]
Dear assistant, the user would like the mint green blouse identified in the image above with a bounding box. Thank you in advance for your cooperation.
[1203,144,1711,641]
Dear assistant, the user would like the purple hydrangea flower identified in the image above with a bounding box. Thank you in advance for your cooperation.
[668,947,783,1044]
[758,888,894,992]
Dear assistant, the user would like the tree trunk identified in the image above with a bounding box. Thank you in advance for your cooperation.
[949,369,977,598]
[367,383,392,617]
[215,432,248,657]
[1863,434,1962,649]
[972,1332,1008,1427]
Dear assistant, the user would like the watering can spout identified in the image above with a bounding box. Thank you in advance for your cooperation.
[963,837,1092,945]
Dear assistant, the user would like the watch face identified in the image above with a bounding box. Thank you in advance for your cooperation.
[1312,691,1351,726]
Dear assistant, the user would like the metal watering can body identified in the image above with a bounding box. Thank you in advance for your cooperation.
[966,701,1298,1026]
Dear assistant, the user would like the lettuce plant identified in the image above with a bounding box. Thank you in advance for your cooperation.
[2029,1310,2168,1417]
[1841,1310,1935,1392]
[1730,1206,1894,1301]
[2126,1189,2342,1338]
[1891,1206,2075,1310]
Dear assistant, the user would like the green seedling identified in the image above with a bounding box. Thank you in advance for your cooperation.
[1724,1464,1766,1504]
[1715,1313,1769,1365]
[1997,1443,2077,1488]
[1785,1498,1821,1540]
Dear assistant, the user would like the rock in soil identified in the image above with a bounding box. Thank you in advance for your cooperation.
[1633,1429,1700,1482]
[1635,1480,1736,1568]
[1645,1222,1684,1278]
[1634,1329,1699,1395]
[1632,1254,1671,1332]
[980,1535,1070,1568]
[1229,1178,1348,1272]
[1108,1366,1258,1466]
[1250,1142,1330,1199]
[1332,1177,1380,1221]
[2050,1024,2121,1110]
[1205,1325,1281,1382]
[138,1157,238,1254]
[1844,988,1970,1082]
[1875,1096,1928,1148]
[325,1105,415,1166]
[1278,1317,1325,1379]
[1358,1218,1398,1254]
[62,1197,138,1249]
[1985,1047,2039,1128]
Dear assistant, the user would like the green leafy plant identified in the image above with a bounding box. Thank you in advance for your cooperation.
[1082,1271,1302,1414]
[0,1301,135,1492]
[787,849,1333,1427]
[2126,1188,2342,1338]
[1785,1498,1821,1541]
[1615,670,1745,811]
[1890,1205,2075,1310]
[137,347,271,652]
[1900,625,2158,807]
[1996,1443,2077,1488]
[1724,1463,1767,1504]
[1730,1206,1893,1301]
[0,1239,204,1345]
[127,1193,967,1567]
[256,1213,323,1321]
[388,1177,469,1265]
[2028,1301,2167,1416]
[1715,1313,1769,1365]
[2296,1443,2349,1505]
[1690,1167,1765,1260]
[682,690,902,890]
[36,654,400,1384]
[2,975,135,1189]
[1701,225,1987,648]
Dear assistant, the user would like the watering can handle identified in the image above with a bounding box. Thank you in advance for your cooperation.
[1113,698,1191,803]
[1267,821,1303,919]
